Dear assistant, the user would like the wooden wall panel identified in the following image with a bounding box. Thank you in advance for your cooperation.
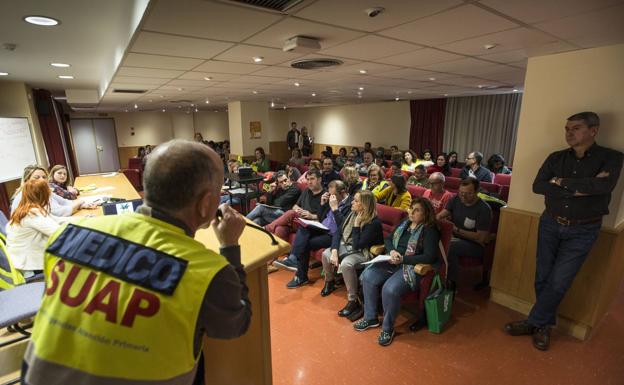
[118,146,140,169]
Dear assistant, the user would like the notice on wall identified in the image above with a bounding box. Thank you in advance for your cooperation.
[0,117,37,183]
[250,121,261,139]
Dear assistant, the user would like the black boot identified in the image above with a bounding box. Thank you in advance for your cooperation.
[320,280,336,297]
[338,300,359,317]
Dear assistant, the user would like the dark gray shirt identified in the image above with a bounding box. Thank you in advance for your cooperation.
[445,196,492,240]
[460,165,493,182]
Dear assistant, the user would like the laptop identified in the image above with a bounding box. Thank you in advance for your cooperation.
[102,199,143,215]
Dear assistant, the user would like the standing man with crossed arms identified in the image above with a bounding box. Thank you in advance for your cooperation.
[505,112,623,351]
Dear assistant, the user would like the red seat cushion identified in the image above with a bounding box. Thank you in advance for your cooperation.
[376,204,407,238]
[493,173,511,186]
[407,185,426,199]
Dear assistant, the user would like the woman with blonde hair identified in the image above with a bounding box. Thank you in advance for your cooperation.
[341,166,362,195]
[49,164,79,200]
[6,179,67,275]
[11,165,92,216]
[321,190,383,321]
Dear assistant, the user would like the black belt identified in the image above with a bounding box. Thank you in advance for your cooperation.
[548,213,602,226]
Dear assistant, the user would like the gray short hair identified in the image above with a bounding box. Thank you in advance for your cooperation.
[567,111,600,127]
[143,140,217,211]
[429,172,445,183]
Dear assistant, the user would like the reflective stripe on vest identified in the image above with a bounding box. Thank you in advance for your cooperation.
[29,213,228,381]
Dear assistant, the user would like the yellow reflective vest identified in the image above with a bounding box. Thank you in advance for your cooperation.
[26,213,228,384]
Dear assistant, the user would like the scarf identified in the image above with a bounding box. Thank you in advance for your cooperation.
[392,220,424,290]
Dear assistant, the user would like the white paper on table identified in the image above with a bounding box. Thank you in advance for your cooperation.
[102,172,118,178]
[296,218,329,231]
[81,194,112,205]
[228,188,248,195]
[88,186,115,194]
[362,254,393,265]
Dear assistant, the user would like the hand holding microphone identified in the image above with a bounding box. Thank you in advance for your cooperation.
[212,204,246,247]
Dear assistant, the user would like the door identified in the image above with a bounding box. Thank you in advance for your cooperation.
[70,118,120,175]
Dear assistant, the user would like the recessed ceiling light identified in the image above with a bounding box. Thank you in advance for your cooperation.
[204,77,212,81]
[195,108,199,112]
[58,75,74,79]
[444,94,449,96]
[178,106,182,109]
[484,44,497,50]
[205,100,210,104]
[50,62,71,68]
[134,103,138,109]
[190,103,195,107]
[0,72,8,76]
[429,77,436,81]
[478,85,485,88]
[294,82,300,87]
[253,56,263,63]
[283,106,286,110]
[252,90,258,94]
[159,95,164,98]
[359,69,367,74]
[148,99,153,103]
[214,110,218,112]
[177,88,184,91]
[407,90,412,94]
[311,93,316,96]
[358,86,364,91]
[513,89,519,92]
[162,108,166,112]
[271,101,275,107]
[357,91,362,96]
[24,16,60,26]
[395,97,400,101]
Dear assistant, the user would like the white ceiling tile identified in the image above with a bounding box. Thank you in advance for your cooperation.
[479,0,623,24]
[535,4,624,48]
[113,76,170,85]
[178,72,239,81]
[109,83,158,90]
[158,85,205,92]
[379,68,449,81]
[230,75,278,84]
[418,57,503,75]
[116,67,184,79]
[193,61,265,74]
[318,35,421,60]
[327,61,402,75]
[439,27,559,56]
[294,0,462,32]
[165,79,212,87]
[244,18,365,49]
[123,53,204,70]
[376,48,465,67]
[379,4,518,45]
[213,45,305,65]
[131,31,233,59]
[249,66,311,78]
[143,0,283,42]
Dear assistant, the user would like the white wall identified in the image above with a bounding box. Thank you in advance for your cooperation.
[194,111,229,142]
[228,101,271,156]
[509,43,624,229]
[285,101,411,147]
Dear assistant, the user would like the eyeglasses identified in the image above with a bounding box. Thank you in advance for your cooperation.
[466,157,475,160]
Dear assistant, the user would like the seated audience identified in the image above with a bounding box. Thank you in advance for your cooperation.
[373,157,386,171]
[428,152,451,176]
[385,160,405,179]
[460,151,493,182]
[341,166,362,195]
[253,146,270,173]
[401,150,417,173]
[487,154,512,175]
[355,198,440,346]
[423,172,454,214]
[289,148,305,166]
[49,164,79,200]
[362,166,389,195]
[375,174,412,211]
[220,160,242,205]
[298,160,321,184]
[417,149,434,168]
[321,190,383,320]
[375,147,385,160]
[321,158,341,189]
[299,126,313,156]
[407,165,430,188]
[137,146,146,160]
[11,165,91,217]
[6,179,67,277]
[286,164,301,182]
[193,132,206,144]
[351,147,363,164]
[364,142,372,152]
[437,178,492,290]
[390,145,399,153]
[447,151,459,169]
[267,169,325,241]
[358,150,375,176]
[335,147,348,170]
[246,171,301,226]
[280,180,351,280]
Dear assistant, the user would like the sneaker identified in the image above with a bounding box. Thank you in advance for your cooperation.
[273,257,297,271]
[378,329,395,346]
[353,318,380,332]
[286,276,309,289]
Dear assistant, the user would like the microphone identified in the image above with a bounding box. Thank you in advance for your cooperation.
[216,209,278,246]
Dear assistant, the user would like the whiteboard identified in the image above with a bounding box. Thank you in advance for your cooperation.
[0,117,38,183]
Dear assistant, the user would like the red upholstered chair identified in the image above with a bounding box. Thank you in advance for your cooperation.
[493,173,511,186]
[122,169,142,191]
[480,181,502,196]
[407,185,427,199]
[458,209,500,289]
[444,177,461,193]
[376,204,407,238]
[128,157,143,171]
[499,185,510,202]
[450,168,462,178]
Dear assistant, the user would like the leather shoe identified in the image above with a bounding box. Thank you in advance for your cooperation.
[338,300,359,317]
[504,320,535,336]
[347,304,363,322]
[532,327,550,351]
[320,280,336,297]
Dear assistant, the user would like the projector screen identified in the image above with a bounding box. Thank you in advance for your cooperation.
[0,117,38,183]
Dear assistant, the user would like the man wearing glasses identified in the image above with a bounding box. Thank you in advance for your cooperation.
[423,172,453,214]
[460,151,493,182]
[437,178,492,291]
[505,112,623,351]
[246,171,300,226]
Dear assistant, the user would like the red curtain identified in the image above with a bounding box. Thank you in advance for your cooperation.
[0,184,10,217]
[408,98,446,155]
[33,89,67,167]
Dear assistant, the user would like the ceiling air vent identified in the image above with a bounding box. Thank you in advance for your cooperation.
[226,0,304,12]
[113,89,147,94]
[169,100,193,104]
[291,58,343,70]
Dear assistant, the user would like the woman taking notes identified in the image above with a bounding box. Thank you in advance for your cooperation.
[6,179,67,276]
[355,198,440,346]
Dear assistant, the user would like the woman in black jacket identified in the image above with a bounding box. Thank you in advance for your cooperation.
[320,190,383,321]
[355,197,440,346]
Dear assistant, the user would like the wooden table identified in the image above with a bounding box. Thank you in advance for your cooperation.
[75,173,290,384]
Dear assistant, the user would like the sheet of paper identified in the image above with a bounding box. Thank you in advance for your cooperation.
[296,218,329,231]
[228,188,248,195]
[88,186,115,194]
[362,254,393,265]
[77,184,97,192]
[81,194,112,205]
[102,172,118,178]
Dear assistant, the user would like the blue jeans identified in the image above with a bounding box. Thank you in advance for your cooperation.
[245,205,283,226]
[220,194,241,206]
[361,262,418,332]
[292,226,332,280]
[527,215,601,327]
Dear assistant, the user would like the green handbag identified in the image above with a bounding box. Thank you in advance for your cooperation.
[425,274,454,334]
